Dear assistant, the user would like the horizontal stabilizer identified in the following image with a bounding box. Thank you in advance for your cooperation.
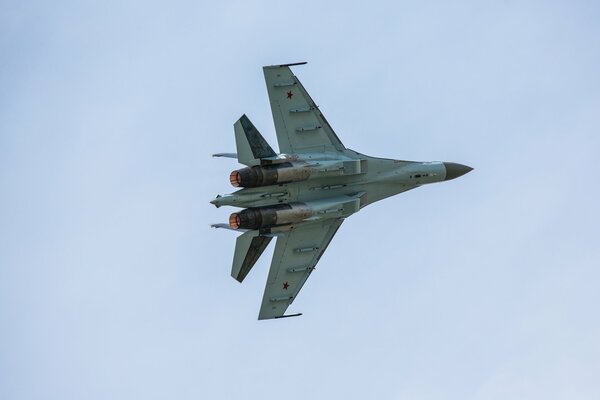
[232,230,273,282]
[234,115,276,166]
[211,223,248,232]
[212,153,237,159]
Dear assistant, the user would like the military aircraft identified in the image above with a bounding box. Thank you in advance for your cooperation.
[211,62,472,320]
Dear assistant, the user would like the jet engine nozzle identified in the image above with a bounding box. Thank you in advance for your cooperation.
[229,171,242,187]
[230,163,311,188]
[228,203,312,230]
[229,213,241,229]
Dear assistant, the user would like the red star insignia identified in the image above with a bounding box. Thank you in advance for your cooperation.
[286,91,293,100]
[283,281,290,290]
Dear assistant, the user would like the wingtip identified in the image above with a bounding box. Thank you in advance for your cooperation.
[273,313,303,319]
[263,62,307,69]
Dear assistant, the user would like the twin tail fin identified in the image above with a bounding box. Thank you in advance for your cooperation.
[234,114,276,166]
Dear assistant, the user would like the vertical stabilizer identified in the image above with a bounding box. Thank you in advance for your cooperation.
[231,230,272,283]
[234,115,276,166]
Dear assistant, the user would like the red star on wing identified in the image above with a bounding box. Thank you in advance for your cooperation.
[283,281,290,290]
[286,91,293,100]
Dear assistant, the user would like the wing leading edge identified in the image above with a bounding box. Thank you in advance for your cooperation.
[258,219,343,320]
[263,63,345,155]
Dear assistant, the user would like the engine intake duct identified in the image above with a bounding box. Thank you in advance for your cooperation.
[229,203,312,230]
[230,163,311,188]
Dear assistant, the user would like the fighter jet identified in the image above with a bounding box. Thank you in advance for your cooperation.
[211,62,472,320]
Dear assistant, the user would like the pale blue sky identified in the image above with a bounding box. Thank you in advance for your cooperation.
[1,1,599,399]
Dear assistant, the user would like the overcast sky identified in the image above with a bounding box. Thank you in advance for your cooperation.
[1,1,599,399]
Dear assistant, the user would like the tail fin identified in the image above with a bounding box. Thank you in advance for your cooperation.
[231,230,272,282]
[234,114,276,166]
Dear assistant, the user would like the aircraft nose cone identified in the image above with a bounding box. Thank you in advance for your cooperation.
[443,162,473,181]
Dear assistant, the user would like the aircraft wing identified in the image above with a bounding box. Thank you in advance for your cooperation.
[263,62,345,154]
[258,218,343,320]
